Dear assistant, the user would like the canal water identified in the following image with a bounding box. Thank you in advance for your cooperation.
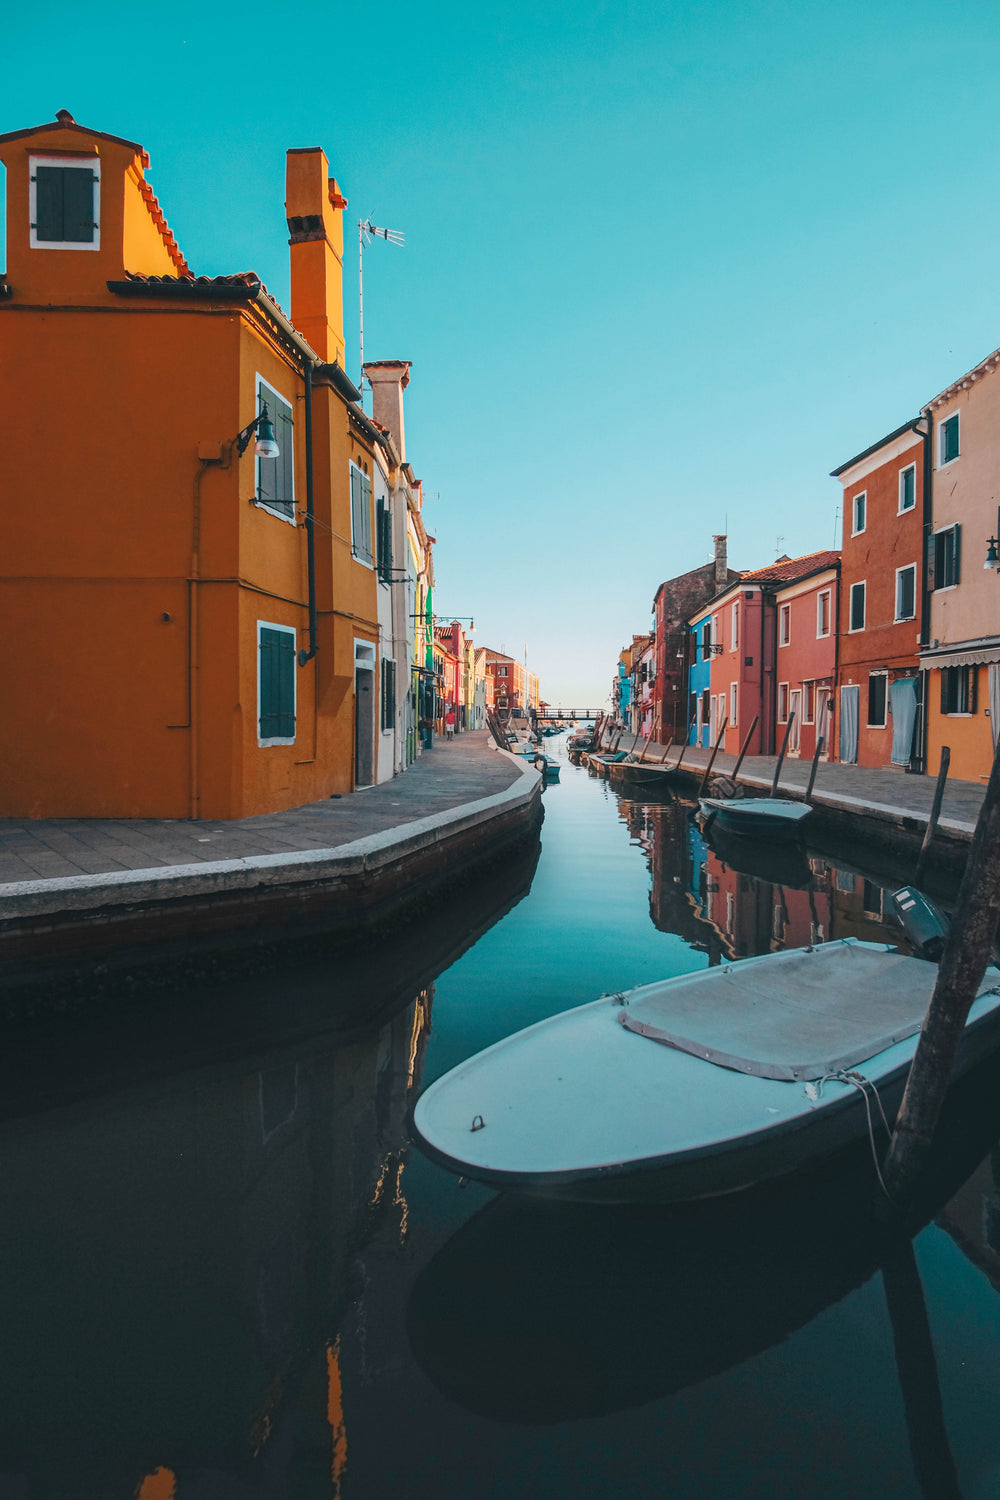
[3,739,1000,1497]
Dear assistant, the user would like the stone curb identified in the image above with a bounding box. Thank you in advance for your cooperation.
[0,751,541,921]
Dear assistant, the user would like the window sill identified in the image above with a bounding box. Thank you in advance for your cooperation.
[251,500,297,527]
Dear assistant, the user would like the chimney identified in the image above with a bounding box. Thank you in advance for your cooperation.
[285,149,346,364]
[714,534,728,588]
[363,360,411,462]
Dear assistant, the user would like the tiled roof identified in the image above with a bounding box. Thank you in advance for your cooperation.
[135,180,190,275]
[737,549,840,584]
[113,272,292,321]
[120,270,260,290]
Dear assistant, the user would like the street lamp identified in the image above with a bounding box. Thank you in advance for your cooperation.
[235,403,279,460]
[985,507,1000,570]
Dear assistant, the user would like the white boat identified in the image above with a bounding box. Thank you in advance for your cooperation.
[699,795,812,839]
[412,939,1000,1203]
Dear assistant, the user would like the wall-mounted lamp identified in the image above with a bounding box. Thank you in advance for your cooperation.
[985,506,1000,570]
[235,403,280,460]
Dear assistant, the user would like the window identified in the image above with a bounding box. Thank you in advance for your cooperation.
[803,681,815,723]
[29,155,100,248]
[779,603,791,646]
[941,664,977,715]
[817,590,831,638]
[258,623,296,745]
[899,464,916,513]
[731,602,739,649]
[255,379,295,520]
[701,621,711,657]
[777,683,789,722]
[496,665,508,677]
[867,672,887,728]
[350,461,373,565]
[730,681,738,726]
[376,493,393,583]
[895,564,916,621]
[380,657,396,730]
[849,581,866,632]
[712,614,721,649]
[852,491,866,535]
[939,412,960,466]
[930,524,961,590]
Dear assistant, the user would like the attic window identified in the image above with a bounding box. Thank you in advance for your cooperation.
[29,155,100,249]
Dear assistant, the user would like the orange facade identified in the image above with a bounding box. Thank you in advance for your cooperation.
[0,114,381,818]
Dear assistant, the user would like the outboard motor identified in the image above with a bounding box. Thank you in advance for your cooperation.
[891,885,950,962]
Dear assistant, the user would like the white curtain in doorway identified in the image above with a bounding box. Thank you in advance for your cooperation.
[840,685,859,764]
[889,677,918,765]
[990,664,1000,749]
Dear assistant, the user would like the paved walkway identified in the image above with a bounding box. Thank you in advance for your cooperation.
[0,732,521,886]
[613,737,988,836]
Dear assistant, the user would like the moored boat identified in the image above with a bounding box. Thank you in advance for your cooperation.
[411,937,1000,1203]
[698,795,812,839]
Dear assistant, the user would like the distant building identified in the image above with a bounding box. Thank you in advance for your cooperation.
[653,536,741,744]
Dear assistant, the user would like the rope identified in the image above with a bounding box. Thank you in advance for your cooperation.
[813,1069,893,1199]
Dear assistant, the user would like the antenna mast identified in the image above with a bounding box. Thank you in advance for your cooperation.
[358,217,405,403]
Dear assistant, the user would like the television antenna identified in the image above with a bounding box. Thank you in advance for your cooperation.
[358,217,405,399]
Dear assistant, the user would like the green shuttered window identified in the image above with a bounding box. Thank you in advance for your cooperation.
[351,464,373,565]
[256,384,295,518]
[33,164,98,243]
[259,626,296,741]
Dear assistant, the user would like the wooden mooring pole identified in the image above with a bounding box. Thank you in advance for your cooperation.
[770,713,795,798]
[914,746,950,886]
[882,730,1000,1207]
[804,736,826,805]
[698,716,729,797]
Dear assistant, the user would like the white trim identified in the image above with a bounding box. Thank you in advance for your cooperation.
[778,602,791,647]
[816,588,832,638]
[848,579,866,633]
[29,154,101,250]
[866,669,889,729]
[730,680,738,727]
[836,431,922,487]
[802,680,815,724]
[257,620,297,747]
[350,460,375,569]
[354,637,377,670]
[938,411,960,468]
[898,463,917,514]
[730,601,739,650]
[851,490,867,537]
[777,682,790,722]
[254,374,297,526]
[894,563,917,622]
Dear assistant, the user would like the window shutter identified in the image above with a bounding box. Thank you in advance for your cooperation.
[362,473,373,564]
[259,628,295,738]
[62,167,96,242]
[34,166,64,240]
[952,524,961,585]
[926,533,937,592]
[260,629,278,736]
[276,401,294,516]
[276,631,295,736]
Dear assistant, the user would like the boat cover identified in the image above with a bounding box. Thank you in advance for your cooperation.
[618,941,1000,1082]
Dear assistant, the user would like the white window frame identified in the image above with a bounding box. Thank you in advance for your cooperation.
[257,620,297,747]
[939,412,960,468]
[849,580,866,633]
[778,602,791,647]
[802,681,815,724]
[730,681,738,727]
[350,460,374,567]
[712,613,721,649]
[852,491,867,536]
[816,589,831,638]
[29,154,101,251]
[730,602,739,649]
[898,463,916,514]
[895,563,917,622]
[777,682,789,722]
[255,375,297,526]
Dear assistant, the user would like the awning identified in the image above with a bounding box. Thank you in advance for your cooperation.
[920,643,1000,670]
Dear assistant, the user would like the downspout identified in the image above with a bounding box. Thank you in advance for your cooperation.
[297,359,318,668]
[917,407,934,774]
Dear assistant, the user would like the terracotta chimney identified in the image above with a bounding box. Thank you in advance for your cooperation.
[363,360,411,463]
[285,148,346,364]
[714,534,728,588]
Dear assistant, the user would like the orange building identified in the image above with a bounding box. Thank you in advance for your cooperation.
[0,111,391,818]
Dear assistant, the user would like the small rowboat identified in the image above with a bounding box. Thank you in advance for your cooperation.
[699,795,812,840]
[412,935,1000,1203]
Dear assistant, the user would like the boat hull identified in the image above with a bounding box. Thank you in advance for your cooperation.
[699,796,811,840]
[411,941,1000,1203]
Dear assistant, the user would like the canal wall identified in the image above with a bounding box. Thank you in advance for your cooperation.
[0,749,543,1003]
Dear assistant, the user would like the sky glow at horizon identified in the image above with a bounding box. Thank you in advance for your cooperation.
[6,1,1000,705]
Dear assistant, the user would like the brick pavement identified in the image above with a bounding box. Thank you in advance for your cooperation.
[0,731,521,886]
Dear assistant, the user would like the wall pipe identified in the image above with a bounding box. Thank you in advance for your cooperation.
[298,359,318,667]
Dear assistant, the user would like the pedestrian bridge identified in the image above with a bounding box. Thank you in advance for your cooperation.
[535,709,600,723]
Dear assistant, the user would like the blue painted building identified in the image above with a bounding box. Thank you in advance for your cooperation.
[687,611,713,745]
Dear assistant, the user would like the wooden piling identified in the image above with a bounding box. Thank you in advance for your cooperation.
[915,747,950,886]
[698,716,729,797]
[804,736,826,805]
[730,715,759,783]
[882,731,1000,1206]
[770,713,795,798]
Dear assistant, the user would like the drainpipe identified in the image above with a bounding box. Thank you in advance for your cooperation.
[916,407,933,774]
[297,360,318,667]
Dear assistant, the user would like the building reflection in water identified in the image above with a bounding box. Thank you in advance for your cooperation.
[0,840,538,1496]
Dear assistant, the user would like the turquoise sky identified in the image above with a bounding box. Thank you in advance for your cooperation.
[7,1,1000,704]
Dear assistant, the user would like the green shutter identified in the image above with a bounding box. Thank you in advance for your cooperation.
[34,166,63,240]
[350,467,362,556]
[952,524,961,585]
[362,473,373,564]
[259,627,295,739]
[256,388,294,516]
[62,167,96,242]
